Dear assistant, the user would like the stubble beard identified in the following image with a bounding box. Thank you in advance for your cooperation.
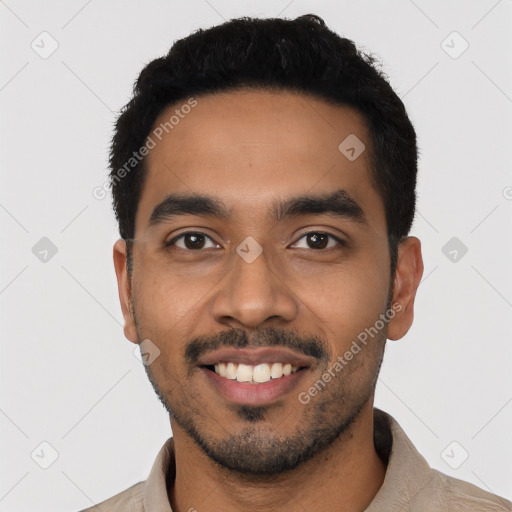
[139,329,385,478]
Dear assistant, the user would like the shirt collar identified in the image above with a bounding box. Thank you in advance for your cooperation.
[143,436,175,511]
[365,408,436,511]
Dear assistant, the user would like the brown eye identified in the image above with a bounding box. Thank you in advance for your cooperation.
[165,232,219,250]
[306,233,328,249]
[292,232,345,250]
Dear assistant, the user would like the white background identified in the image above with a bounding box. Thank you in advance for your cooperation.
[1,1,511,510]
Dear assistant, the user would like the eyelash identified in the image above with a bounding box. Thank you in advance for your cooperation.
[164,231,347,251]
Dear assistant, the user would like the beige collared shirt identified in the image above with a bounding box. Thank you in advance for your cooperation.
[79,408,511,511]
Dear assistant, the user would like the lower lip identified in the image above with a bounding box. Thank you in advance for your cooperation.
[200,367,308,406]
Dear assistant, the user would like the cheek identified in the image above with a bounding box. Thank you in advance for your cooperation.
[297,255,390,342]
[132,255,214,324]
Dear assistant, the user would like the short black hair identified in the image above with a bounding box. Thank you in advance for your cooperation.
[109,14,417,276]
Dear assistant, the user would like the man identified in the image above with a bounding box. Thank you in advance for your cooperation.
[81,14,511,512]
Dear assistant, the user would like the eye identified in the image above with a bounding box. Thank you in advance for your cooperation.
[291,231,346,250]
[165,232,220,251]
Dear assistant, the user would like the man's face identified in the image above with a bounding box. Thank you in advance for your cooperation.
[114,90,415,475]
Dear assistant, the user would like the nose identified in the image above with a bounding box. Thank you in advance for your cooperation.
[210,246,298,330]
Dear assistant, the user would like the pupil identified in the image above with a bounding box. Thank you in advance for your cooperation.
[185,233,205,249]
[308,233,327,249]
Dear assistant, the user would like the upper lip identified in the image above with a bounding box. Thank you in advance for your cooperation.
[198,347,315,368]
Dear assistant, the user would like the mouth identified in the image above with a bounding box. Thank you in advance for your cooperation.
[198,347,313,405]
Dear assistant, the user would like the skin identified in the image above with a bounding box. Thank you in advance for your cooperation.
[113,89,423,512]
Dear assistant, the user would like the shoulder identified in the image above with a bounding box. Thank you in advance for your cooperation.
[76,480,145,512]
[433,470,512,511]
[371,409,511,511]
[403,466,512,511]
[73,436,175,511]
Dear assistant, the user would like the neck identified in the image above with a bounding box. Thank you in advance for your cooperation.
[168,401,386,512]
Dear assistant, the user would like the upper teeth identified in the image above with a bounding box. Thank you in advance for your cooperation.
[213,362,299,383]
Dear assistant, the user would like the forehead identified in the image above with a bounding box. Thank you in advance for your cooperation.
[135,89,385,234]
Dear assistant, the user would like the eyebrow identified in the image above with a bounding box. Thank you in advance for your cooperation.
[148,189,367,227]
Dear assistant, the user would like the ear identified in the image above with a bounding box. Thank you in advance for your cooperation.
[113,239,138,344]
[387,236,424,341]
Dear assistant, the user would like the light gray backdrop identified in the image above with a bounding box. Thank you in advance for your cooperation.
[1,1,511,510]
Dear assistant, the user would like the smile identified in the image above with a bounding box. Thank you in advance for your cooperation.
[207,361,301,383]
[197,347,314,405]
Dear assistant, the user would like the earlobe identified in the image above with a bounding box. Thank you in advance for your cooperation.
[113,239,138,344]
[387,236,424,341]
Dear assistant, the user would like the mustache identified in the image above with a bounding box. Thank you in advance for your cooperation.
[184,326,330,366]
